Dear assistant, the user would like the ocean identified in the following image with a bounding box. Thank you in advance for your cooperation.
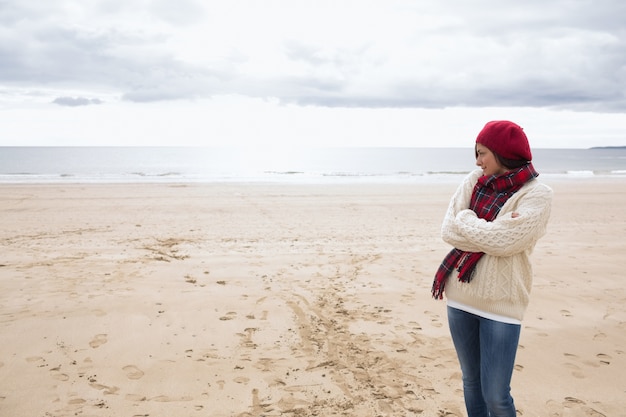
[1,147,625,184]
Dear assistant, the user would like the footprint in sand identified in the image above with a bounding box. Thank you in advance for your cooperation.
[26,356,46,365]
[51,372,70,381]
[125,393,147,402]
[151,395,192,402]
[219,311,237,321]
[563,362,585,379]
[545,399,563,417]
[564,397,586,406]
[89,334,108,348]
[593,331,607,341]
[596,353,611,365]
[424,310,443,328]
[561,396,608,416]
[123,365,145,380]
[234,376,250,384]
[68,397,86,405]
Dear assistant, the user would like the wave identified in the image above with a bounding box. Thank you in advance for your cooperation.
[3,169,623,184]
[2,147,626,184]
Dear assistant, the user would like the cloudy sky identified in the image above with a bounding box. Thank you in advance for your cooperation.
[1,0,625,148]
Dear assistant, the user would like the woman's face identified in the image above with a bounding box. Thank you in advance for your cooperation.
[475,143,507,176]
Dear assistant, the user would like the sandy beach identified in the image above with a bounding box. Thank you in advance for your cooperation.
[0,178,624,417]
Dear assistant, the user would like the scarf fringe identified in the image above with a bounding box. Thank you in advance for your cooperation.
[430,251,479,299]
[456,252,481,283]
[432,279,445,300]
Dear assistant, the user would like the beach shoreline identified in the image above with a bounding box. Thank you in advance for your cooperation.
[1,179,624,416]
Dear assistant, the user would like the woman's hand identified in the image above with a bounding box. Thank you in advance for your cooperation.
[511,212,520,218]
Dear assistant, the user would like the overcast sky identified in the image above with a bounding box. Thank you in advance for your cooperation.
[1,0,625,148]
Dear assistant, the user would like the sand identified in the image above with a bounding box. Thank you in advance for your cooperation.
[0,178,624,417]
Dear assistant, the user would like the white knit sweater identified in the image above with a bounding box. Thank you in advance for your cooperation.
[441,169,553,321]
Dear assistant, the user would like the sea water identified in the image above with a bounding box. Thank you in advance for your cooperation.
[0,147,625,184]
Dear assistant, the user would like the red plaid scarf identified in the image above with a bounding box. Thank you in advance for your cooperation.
[432,163,538,299]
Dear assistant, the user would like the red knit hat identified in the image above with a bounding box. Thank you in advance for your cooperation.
[475,120,532,161]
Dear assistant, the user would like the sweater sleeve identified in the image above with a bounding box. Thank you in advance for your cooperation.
[440,170,487,253]
[454,183,553,256]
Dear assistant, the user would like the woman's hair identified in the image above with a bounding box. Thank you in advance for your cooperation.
[494,153,529,169]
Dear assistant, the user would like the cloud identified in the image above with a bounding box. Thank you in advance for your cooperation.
[1,0,625,112]
[53,96,103,107]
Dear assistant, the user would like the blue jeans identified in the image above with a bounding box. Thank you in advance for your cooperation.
[447,306,521,417]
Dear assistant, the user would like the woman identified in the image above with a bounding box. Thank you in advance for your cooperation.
[432,120,553,417]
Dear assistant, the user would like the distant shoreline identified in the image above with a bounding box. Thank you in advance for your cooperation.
[590,146,626,149]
